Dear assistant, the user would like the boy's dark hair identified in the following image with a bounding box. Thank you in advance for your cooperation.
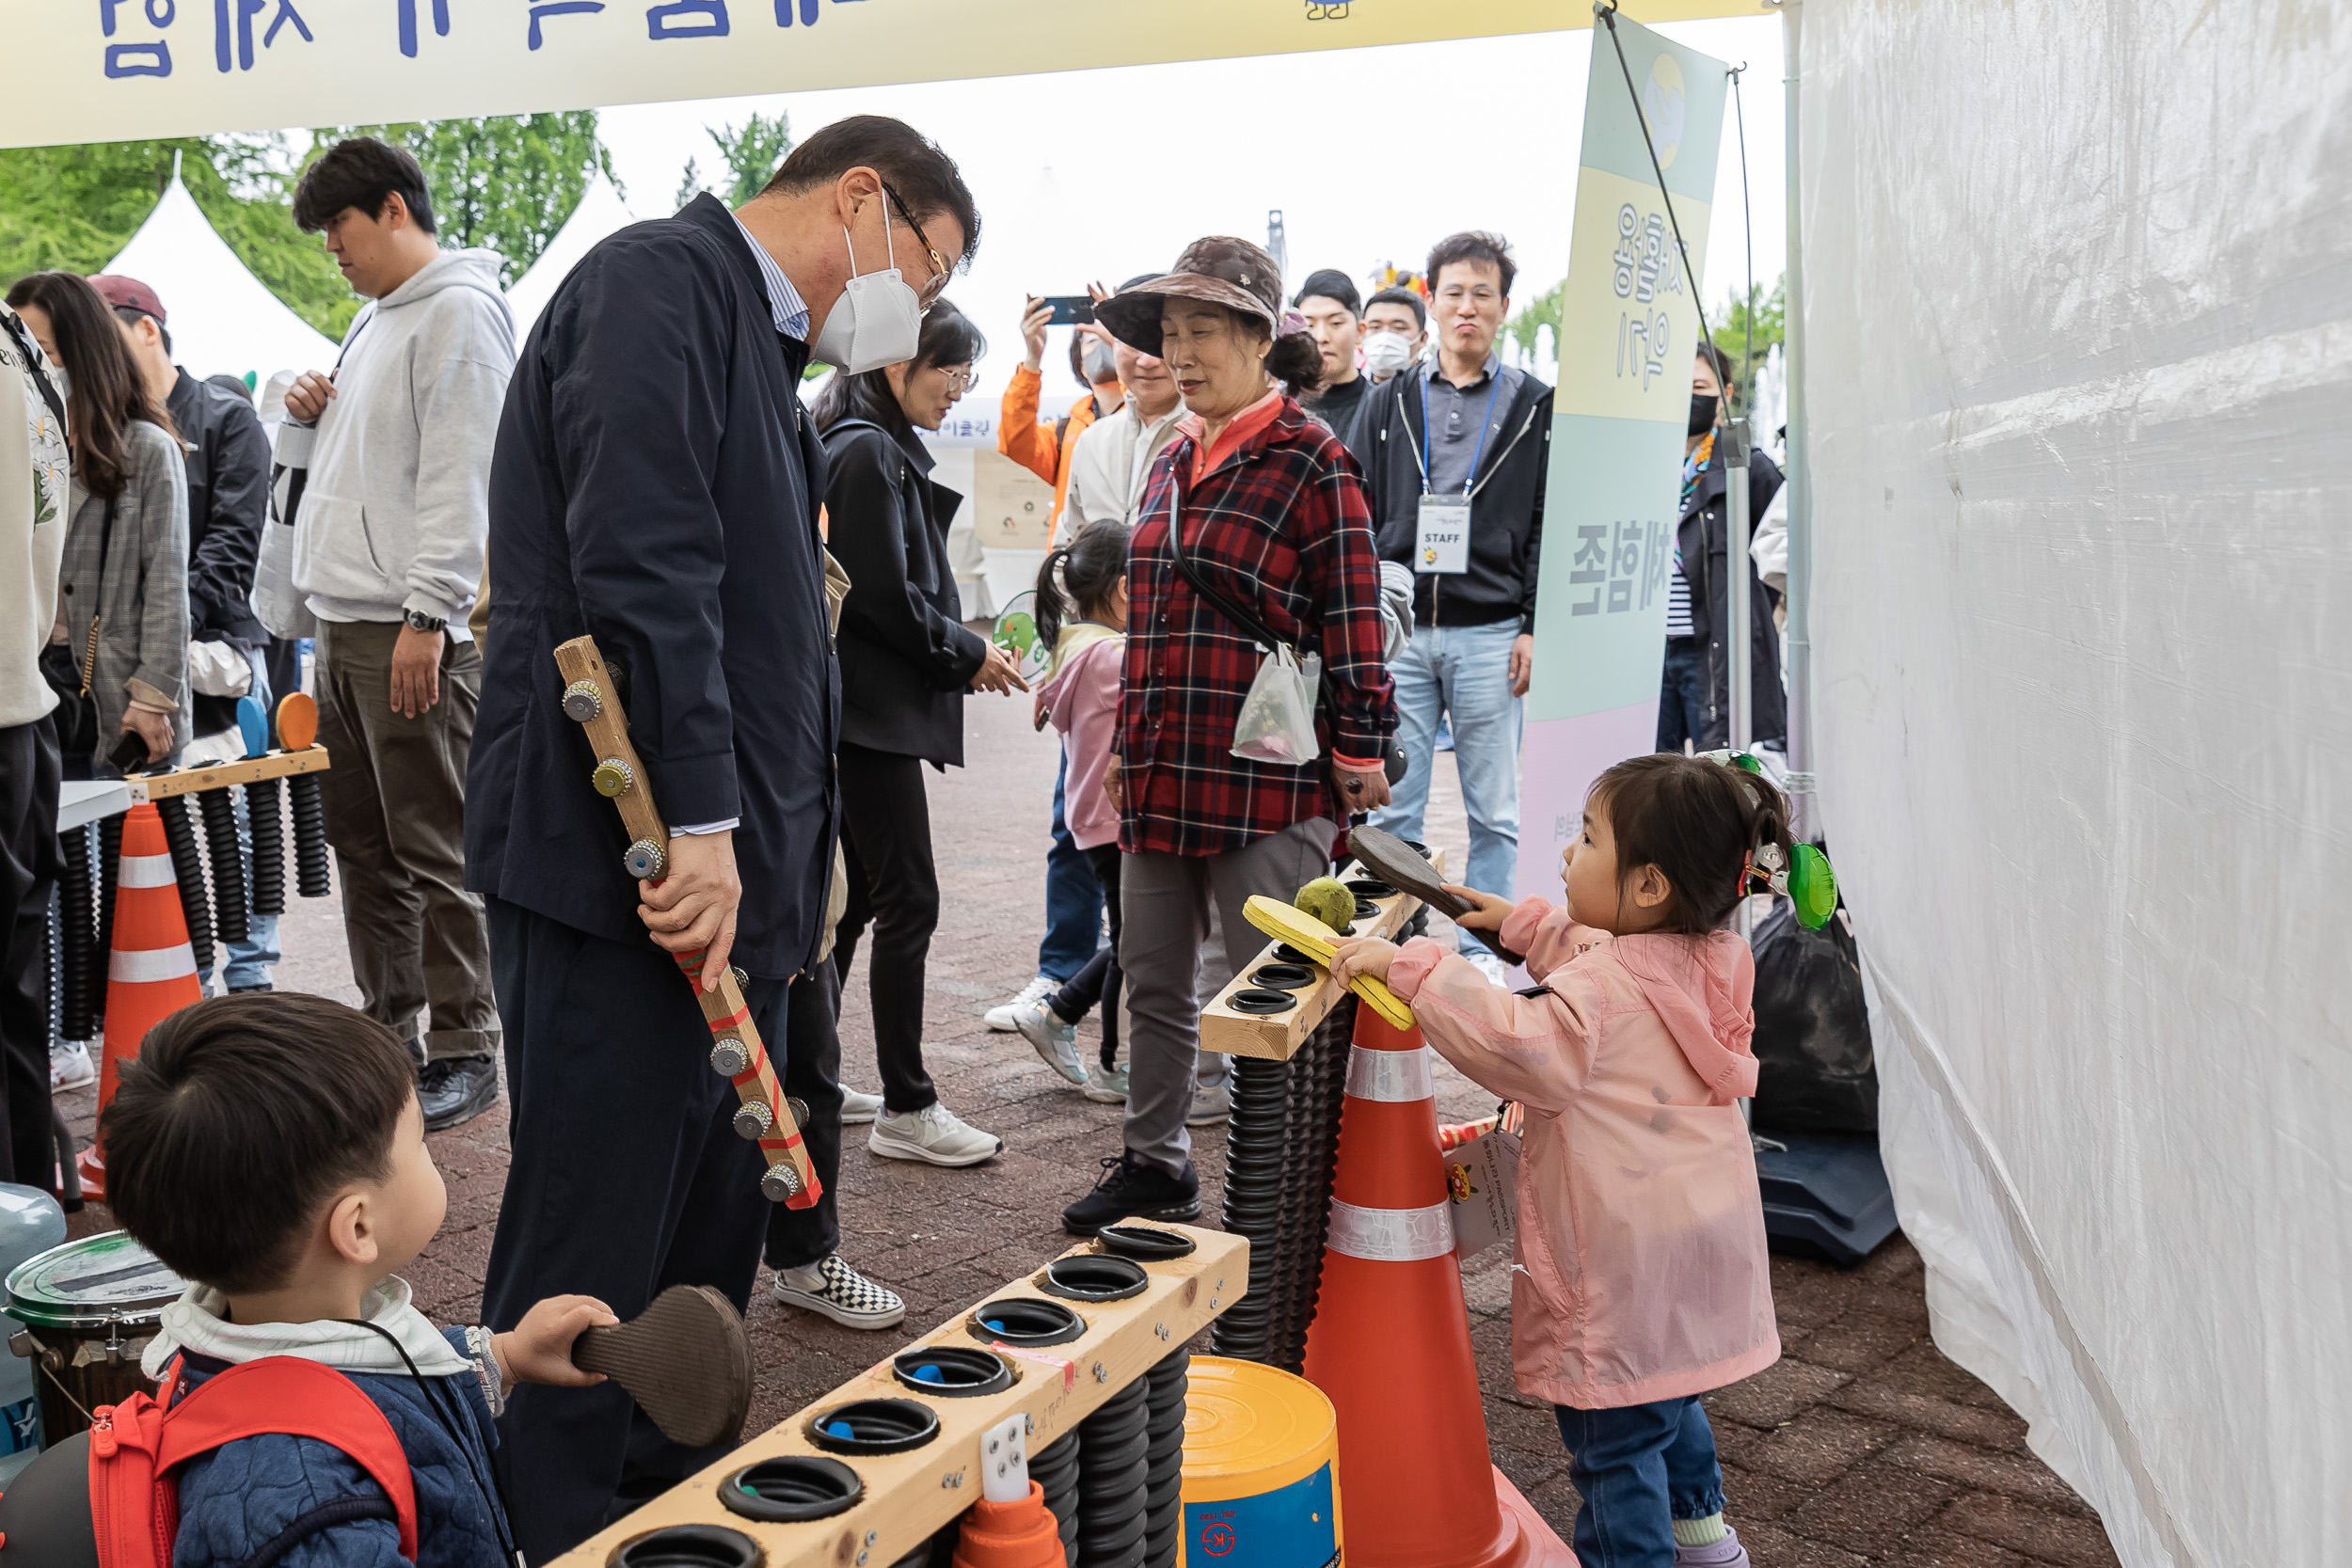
[293,136,437,235]
[810,298,985,435]
[1033,519,1129,650]
[1587,753,1792,934]
[1426,230,1517,297]
[760,115,980,269]
[1365,285,1428,332]
[1695,340,1738,395]
[1293,268,1361,317]
[102,994,418,1295]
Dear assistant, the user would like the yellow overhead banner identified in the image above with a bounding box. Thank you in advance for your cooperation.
[4,0,1770,150]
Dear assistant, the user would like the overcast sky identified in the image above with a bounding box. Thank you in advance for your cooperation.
[589,16,1787,395]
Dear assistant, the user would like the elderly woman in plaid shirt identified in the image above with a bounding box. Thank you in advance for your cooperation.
[1061,238,1398,1236]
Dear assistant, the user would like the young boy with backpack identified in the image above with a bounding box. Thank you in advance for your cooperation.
[89,992,615,1567]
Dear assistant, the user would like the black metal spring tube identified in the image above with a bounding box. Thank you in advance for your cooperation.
[245,777,286,916]
[287,773,332,897]
[1141,1350,1189,1568]
[1073,1375,1151,1568]
[153,795,215,978]
[196,787,249,944]
[97,814,123,1027]
[55,826,99,1042]
[1032,1429,1082,1567]
[1213,1053,1288,1362]
[1272,999,1357,1372]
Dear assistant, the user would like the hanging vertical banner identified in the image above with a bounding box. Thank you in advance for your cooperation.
[0,0,1764,151]
[1516,11,1727,899]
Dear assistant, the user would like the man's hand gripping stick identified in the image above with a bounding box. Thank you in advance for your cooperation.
[553,636,821,1208]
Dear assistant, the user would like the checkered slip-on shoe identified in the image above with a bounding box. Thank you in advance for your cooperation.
[772,1254,908,1330]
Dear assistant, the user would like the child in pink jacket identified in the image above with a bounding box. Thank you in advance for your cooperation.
[1009,521,1130,1101]
[1332,752,1785,1568]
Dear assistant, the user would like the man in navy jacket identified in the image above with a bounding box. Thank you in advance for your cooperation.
[467,116,977,1560]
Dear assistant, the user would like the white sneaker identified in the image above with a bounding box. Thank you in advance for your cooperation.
[49,1041,94,1091]
[1082,1061,1130,1103]
[772,1254,907,1330]
[1013,1001,1088,1086]
[984,974,1057,1032]
[868,1101,1003,1166]
[838,1087,884,1125]
[1465,951,1508,986]
[1185,1080,1232,1126]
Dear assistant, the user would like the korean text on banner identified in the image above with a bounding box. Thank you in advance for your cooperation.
[1516,15,1726,900]
[3,0,1767,150]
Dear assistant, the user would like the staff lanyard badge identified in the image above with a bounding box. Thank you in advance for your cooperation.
[1413,372,1503,575]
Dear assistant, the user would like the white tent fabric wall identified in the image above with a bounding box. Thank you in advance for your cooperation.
[103,176,340,384]
[1795,2,2351,1564]
[504,175,640,337]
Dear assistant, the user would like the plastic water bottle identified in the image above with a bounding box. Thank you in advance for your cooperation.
[0,1183,68,1482]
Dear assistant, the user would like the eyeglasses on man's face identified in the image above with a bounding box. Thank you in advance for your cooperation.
[882,180,953,308]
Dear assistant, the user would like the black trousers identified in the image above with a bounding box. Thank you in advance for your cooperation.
[834,742,939,1114]
[481,896,776,1564]
[0,719,58,1192]
[762,958,844,1271]
[1048,844,1123,1069]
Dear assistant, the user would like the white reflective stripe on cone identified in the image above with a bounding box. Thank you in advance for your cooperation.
[1344,1044,1433,1103]
[110,943,198,984]
[1326,1197,1455,1262]
[118,853,177,889]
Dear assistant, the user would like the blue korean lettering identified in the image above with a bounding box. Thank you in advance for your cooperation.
[773,0,864,24]
[214,0,310,71]
[397,0,450,57]
[647,0,725,37]
[528,0,601,47]
[105,41,172,73]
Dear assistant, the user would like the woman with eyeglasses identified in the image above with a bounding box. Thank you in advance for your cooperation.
[811,298,1026,1170]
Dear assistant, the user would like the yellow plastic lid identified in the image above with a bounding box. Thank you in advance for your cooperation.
[1182,1355,1339,1500]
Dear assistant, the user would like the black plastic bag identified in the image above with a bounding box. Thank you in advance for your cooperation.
[1748,897,1877,1132]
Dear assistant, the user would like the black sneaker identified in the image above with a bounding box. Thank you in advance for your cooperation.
[419,1055,499,1132]
[1062,1152,1201,1236]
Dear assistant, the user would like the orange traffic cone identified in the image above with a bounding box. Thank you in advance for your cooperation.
[76,803,204,1200]
[1301,1006,1575,1568]
[950,1481,1065,1568]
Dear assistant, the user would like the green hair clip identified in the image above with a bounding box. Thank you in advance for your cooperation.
[1700,751,1839,930]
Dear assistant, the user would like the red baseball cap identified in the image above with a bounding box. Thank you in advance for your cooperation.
[88,274,167,325]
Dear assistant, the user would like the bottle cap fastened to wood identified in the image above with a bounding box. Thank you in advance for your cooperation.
[730,965,749,990]
[592,758,634,797]
[710,1037,751,1077]
[762,1164,804,1202]
[624,839,666,879]
[561,681,602,721]
[733,1101,773,1140]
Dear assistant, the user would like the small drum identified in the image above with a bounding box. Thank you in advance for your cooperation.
[5,1232,186,1443]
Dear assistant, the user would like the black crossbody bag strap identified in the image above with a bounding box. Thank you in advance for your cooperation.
[2,310,68,442]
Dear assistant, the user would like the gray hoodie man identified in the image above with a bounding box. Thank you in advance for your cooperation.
[279,247,514,630]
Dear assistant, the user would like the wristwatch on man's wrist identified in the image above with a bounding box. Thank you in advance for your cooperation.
[404,609,447,633]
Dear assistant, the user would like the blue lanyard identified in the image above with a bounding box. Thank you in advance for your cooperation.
[1421,366,1505,498]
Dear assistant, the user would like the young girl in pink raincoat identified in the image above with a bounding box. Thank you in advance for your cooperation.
[1332,752,1786,1568]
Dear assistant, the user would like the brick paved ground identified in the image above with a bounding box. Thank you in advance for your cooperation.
[58,655,2120,1567]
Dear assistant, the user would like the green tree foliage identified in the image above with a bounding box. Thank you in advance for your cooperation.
[1711,274,1786,372]
[1505,274,1567,367]
[0,135,362,338]
[330,113,616,288]
[680,113,793,211]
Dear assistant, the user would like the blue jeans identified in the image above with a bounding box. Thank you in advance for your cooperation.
[1038,755,1106,982]
[1654,637,1710,752]
[1370,619,1522,958]
[1554,1398,1727,1568]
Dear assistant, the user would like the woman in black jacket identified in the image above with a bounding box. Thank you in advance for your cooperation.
[814,301,1026,1168]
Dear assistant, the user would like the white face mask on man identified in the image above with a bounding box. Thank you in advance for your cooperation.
[1362,330,1418,377]
[809,215,922,374]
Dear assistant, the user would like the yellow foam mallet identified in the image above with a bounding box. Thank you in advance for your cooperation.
[1241,895,1415,1030]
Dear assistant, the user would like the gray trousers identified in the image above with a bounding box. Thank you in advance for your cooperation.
[316,620,500,1061]
[1120,817,1336,1172]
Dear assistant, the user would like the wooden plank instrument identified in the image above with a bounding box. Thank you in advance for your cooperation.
[554,635,821,1208]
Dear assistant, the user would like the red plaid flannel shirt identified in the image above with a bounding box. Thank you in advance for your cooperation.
[1117,398,1397,857]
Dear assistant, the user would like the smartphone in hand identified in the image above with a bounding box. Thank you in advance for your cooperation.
[1039,295,1095,326]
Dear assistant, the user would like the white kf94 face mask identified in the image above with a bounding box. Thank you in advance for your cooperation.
[1362,330,1417,376]
[809,216,922,374]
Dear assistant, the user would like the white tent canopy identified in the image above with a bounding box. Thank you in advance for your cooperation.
[102,175,340,385]
[504,176,640,338]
